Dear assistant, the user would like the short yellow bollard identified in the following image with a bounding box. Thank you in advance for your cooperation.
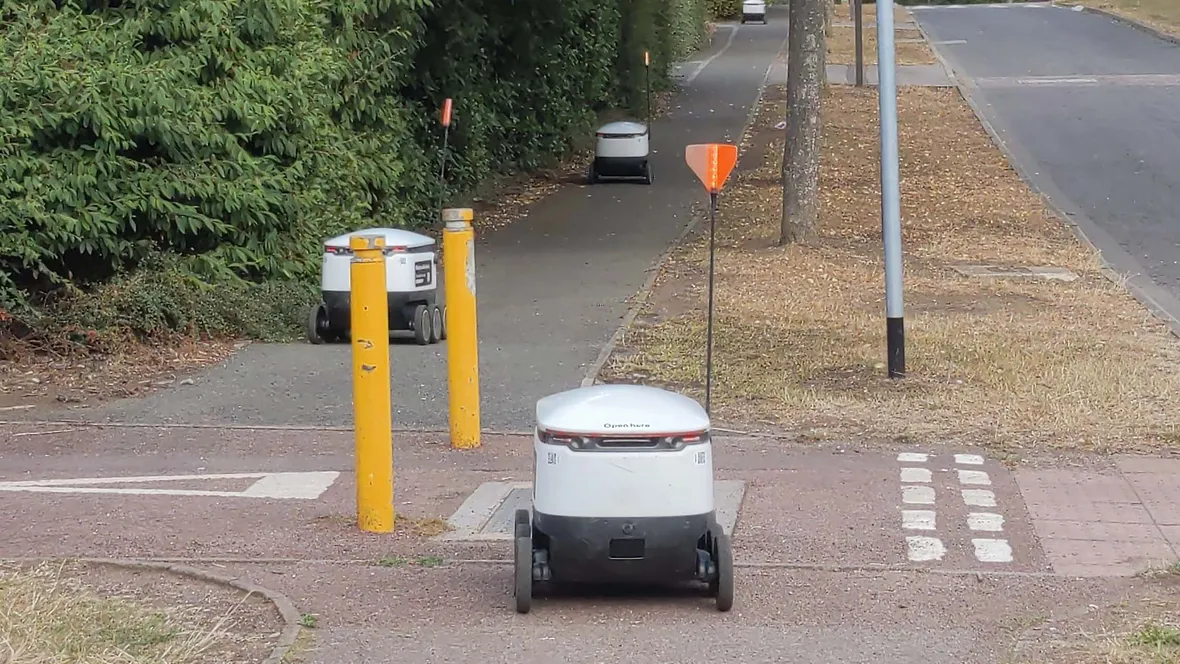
[349,234,395,533]
[442,208,481,449]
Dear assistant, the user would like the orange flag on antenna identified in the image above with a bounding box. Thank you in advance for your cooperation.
[441,98,453,127]
[685,143,738,194]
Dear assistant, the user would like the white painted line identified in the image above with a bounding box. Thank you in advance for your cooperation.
[902,510,936,530]
[0,471,339,500]
[972,538,1013,563]
[906,536,946,561]
[957,469,992,486]
[953,454,984,466]
[933,39,968,45]
[1017,77,1099,85]
[967,512,1005,532]
[900,467,932,483]
[962,489,997,507]
[685,26,739,85]
[0,405,36,412]
[902,485,936,505]
[897,452,929,463]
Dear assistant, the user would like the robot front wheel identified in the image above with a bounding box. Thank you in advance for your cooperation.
[706,524,735,612]
[513,508,536,614]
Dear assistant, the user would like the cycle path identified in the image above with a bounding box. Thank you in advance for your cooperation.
[19,15,790,432]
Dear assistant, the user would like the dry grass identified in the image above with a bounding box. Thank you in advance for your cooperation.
[1015,568,1180,663]
[602,83,1180,452]
[1064,0,1180,38]
[827,26,937,66]
[0,562,241,664]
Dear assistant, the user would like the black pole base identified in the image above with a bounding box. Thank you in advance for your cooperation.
[886,316,905,379]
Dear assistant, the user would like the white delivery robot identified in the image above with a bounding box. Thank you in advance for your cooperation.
[513,384,734,613]
[588,121,653,185]
[306,228,445,345]
[741,0,767,23]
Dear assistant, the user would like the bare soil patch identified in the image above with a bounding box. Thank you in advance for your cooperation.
[0,560,283,664]
[601,82,1180,452]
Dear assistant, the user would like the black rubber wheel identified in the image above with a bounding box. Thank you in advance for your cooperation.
[711,527,734,612]
[306,303,328,345]
[643,161,653,186]
[514,513,533,614]
[429,305,444,344]
[412,304,431,345]
[437,305,448,340]
[587,162,598,185]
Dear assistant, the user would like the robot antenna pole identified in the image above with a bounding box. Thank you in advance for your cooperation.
[705,191,718,416]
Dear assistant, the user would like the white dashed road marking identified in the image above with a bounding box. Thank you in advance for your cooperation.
[967,512,1005,532]
[907,536,947,561]
[954,454,984,465]
[957,469,992,486]
[897,452,929,463]
[901,467,933,483]
[972,538,1014,563]
[903,484,936,505]
[903,510,937,531]
[962,488,997,507]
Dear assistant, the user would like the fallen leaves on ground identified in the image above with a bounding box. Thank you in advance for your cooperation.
[602,83,1180,453]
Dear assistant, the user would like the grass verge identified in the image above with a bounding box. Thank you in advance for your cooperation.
[0,561,268,664]
[827,26,936,66]
[1014,564,1180,663]
[1063,0,1180,38]
[601,80,1180,452]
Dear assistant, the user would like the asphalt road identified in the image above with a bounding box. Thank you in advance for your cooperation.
[30,14,789,431]
[914,3,1180,328]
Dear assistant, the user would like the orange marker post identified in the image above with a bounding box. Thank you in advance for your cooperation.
[437,98,454,217]
[684,143,739,416]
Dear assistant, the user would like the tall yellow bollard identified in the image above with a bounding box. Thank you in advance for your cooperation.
[442,208,481,449]
[349,234,395,533]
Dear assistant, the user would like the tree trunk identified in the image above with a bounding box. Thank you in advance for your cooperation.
[825,0,835,36]
[780,0,826,245]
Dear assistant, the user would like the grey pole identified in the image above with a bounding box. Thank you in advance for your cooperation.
[853,0,864,87]
[876,0,905,378]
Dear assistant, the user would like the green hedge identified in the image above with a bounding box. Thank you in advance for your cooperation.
[708,0,741,20]
[0,0,710,336]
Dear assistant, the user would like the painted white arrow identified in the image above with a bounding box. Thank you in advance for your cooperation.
[0,471,340,500]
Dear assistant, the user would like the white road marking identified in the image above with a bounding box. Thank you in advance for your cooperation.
[902,510,937,530]
[968,512,1005,532]
[897,452,929,463]
[957,469,992,486]
[1018,77,1099,85]
[902,485,936,505]
[962,488,997,507]
[0,471,339,500]
[684,26,739,85]
[907,536,947,561]
[933,39,968,45]
[972,538,1014,563]
[900,467,933,483]
[953,454,984,465]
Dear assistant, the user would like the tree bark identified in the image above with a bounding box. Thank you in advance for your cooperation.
[780,0,826,245]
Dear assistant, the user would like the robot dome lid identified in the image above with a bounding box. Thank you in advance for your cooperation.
[535,384,710,437]
[596,120,649,137]
[323,227,435,250]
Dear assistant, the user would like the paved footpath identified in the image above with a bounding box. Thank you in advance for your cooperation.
[913,2,1180,330]
[10,14,789,433]
[4,421,1179,662]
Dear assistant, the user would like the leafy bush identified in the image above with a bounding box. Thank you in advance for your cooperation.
[707,0,741,20]
[0,0,712,345]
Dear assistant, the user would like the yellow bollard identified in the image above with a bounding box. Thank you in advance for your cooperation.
[442,208,481,449]
[350,234,395,533]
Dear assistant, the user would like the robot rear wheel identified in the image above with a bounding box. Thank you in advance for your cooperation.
[514,509,534,614]
[707,524,734,612]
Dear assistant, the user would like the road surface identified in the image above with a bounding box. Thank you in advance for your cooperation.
[913,2,1180,330]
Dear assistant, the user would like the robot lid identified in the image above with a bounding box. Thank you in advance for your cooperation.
[535,384,710,437]
[596,120,649,138]
[323,227,435,251]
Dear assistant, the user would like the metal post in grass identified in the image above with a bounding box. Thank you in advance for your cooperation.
[877,0,906,378]
[853,0,865,87]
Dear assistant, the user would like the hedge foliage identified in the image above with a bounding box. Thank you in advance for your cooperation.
[0,0,711,337]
